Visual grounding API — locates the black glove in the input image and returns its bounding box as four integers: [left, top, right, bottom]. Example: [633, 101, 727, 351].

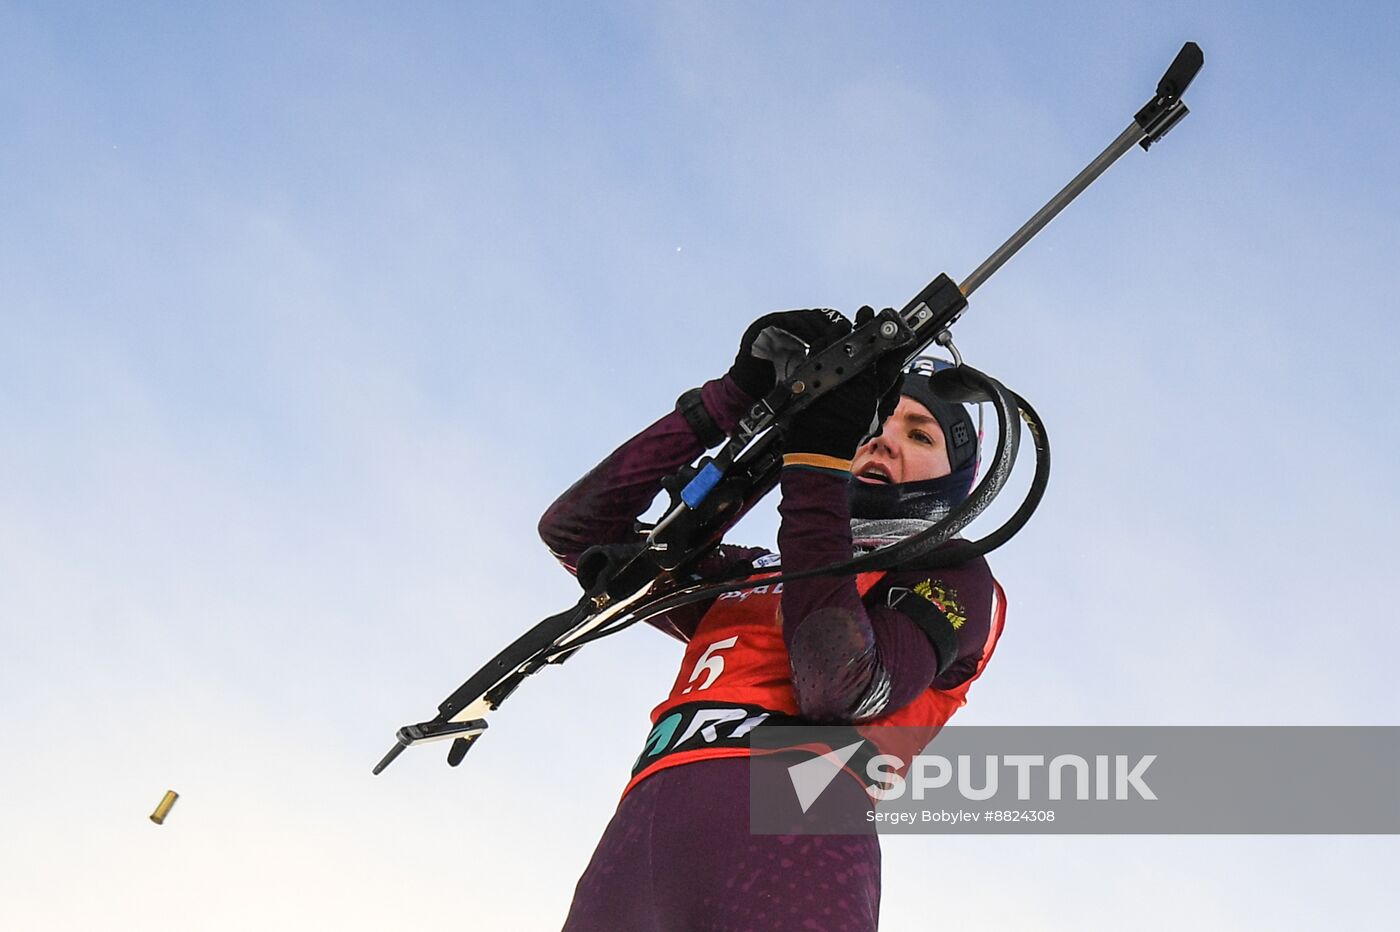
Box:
[728, 308, 852, 400]
[782, 306, 906, 460]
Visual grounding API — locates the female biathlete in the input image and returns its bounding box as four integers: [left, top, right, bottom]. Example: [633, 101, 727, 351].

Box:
[539, 308, 1006, 931]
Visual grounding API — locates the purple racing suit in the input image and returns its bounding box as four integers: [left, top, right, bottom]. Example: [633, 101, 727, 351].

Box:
[539, 374, 999, 931]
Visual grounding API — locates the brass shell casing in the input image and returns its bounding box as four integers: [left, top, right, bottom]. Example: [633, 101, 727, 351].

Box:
[149, 790, 179, 825]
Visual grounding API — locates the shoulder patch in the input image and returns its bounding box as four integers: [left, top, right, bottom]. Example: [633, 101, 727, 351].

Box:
[912, 579, 967, 630]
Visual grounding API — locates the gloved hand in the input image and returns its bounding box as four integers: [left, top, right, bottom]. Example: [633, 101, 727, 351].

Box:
[728, 308, 852, 400]
[782, 306, 906, 460]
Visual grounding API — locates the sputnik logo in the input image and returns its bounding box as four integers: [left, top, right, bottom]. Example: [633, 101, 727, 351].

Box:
[786, 740, 866, 813]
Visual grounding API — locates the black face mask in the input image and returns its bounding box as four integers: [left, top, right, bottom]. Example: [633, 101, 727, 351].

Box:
[847, 461, 977, 522]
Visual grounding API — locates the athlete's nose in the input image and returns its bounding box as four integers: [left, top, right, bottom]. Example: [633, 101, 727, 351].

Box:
[865, 425, 899, 459]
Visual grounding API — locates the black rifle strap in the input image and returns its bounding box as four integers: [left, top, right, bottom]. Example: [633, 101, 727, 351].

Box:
[886, 586, 960, 678]
[676, 387, 727, 449]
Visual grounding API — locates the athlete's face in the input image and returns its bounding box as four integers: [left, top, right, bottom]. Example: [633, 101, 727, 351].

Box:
[850, 397, 953, 486]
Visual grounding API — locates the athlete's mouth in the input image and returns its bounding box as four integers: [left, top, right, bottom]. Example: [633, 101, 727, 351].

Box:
[855, 464, 893, 485]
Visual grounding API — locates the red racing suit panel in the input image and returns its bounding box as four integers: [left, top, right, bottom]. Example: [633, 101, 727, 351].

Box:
[624, 569, 1007, 797]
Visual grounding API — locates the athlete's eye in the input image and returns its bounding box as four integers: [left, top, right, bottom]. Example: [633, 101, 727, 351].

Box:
[911, 430, 935, 446]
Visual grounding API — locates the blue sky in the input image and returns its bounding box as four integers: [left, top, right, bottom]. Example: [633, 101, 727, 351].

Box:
[3, 2, 1398, 929]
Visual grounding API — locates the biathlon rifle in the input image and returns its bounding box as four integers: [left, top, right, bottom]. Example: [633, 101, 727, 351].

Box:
[373, 41, 1203, 775]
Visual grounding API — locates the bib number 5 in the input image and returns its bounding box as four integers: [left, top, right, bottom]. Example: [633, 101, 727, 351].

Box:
[681, 636, 739, 694]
